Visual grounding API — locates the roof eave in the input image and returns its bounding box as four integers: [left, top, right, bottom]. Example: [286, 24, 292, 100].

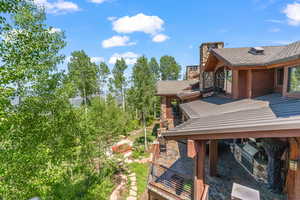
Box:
[163, 119, 300, 140]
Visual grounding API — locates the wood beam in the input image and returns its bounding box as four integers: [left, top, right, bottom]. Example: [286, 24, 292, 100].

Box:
[287, 138, 300, 200]
[164, 129, 300, 141]
[194, 140, 206, 200]
[187, 139, 197, 158]
[283, 66, 289, 96]
[209, 140, 218, 177]
[246, 69, 252, 98]
[232, 69, 239, 99]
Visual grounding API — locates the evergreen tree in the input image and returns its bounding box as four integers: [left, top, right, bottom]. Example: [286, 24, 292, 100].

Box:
[160, 55, 181, 80]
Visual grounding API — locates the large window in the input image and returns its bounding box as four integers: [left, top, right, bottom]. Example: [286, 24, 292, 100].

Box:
[288, 66, 300, 93]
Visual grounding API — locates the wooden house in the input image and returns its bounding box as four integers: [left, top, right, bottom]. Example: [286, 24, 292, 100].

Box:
[149, 41, 300, 200]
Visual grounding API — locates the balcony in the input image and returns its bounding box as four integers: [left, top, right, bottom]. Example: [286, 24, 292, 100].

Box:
[148, 163, 193, 200]
[148, 140, 194, 200]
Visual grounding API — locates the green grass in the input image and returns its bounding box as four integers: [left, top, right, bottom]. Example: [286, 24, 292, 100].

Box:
[128, 162, 149, 198]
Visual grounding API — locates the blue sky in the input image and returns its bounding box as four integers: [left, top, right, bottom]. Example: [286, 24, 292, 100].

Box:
[36, 0, 300, 77]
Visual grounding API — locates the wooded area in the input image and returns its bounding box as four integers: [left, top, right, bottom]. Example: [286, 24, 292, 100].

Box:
[0, 1, 181, 199]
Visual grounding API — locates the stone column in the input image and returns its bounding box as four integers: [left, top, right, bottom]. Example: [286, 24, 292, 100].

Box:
[261, 138, 287, 193]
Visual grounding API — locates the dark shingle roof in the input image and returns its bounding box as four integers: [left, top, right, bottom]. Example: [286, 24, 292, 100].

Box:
[180, 96, 269, 119]
[164, 93, 300, 137]
[211, 41, 300, 66]
[156, 80, 199, 96]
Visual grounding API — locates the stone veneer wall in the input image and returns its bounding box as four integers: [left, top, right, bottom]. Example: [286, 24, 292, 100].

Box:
[186, 65, 200, 80]
[199, 42, 224, 90]
[233, 144, 268, 184]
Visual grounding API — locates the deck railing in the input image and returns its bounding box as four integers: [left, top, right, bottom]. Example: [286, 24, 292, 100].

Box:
[149, 163, 193, 200]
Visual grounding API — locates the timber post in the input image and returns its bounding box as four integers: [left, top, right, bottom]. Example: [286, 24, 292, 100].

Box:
[209, 140, 218, 177]
[193, 140, 206, 200]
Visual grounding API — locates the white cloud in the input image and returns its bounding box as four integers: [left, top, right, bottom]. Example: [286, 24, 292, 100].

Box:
[283, 2, 300, 26]
[102, 35, 136, 48]
[152, 34, 169, 43]
[112, 13, 165, 35]
[88, 0, 107, 4]
[265, 19, 284, 24]
[49, 27, 62, 33]
[91, 57, 104, 63]
[107, 16, 117, 21]
[109, 52, 139, 65]
[269, 28, 280, 32]
[34, 0, 80, 14]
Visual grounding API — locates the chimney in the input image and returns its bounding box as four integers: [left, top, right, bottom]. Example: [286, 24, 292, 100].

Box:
[200, 42, 224, 67]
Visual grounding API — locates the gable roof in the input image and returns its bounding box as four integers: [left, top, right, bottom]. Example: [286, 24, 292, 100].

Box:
[164, 93, 300, 138]
[156, 80, 199, 96]
[211, 41, 300, 67]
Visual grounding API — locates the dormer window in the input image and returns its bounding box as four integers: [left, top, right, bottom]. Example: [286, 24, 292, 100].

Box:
[249, 47, 264, 55]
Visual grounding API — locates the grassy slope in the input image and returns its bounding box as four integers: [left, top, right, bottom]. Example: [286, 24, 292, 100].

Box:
[128, 162, 149, 198]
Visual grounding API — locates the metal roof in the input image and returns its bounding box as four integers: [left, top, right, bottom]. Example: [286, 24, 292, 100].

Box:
[156, 80, 199, 96]
[211, 41, 300, 67]
[164, 93, 300, 138]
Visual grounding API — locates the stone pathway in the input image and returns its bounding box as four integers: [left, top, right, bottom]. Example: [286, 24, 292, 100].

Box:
[109, 174, 127, 200]
[127, 171, 138, 200]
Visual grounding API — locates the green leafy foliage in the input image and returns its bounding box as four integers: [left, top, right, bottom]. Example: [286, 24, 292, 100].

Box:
[0, 1, 183, 199]
[109, 58, 128, 111]
[160, 55, 181, 80]
[68, 50, 99, 104]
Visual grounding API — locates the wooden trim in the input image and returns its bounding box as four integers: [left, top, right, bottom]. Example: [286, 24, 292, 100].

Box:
[246, 69, 252, 98]
[287, 138, 300, 200]
[228, 58, 300, 70]
[164, 129, 300, 141]
[187, 139, 197, 158]
[209, 140, 218, 177]
[201, 185, 209, 200]
[232, 69, 239, 99]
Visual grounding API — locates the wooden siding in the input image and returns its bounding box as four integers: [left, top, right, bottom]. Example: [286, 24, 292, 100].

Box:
[251, 69, 275, 97]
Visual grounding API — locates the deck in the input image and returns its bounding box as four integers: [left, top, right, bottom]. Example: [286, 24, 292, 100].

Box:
[148, 140, 287, 200]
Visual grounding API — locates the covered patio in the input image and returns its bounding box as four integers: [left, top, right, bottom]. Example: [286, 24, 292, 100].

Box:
[163, 93, 300, 200]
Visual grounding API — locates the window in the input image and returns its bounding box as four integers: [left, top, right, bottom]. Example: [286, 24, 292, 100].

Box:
[288, 66, 300, 93]
[224, 69, 232, 94]
[277, 68, 284, 85]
